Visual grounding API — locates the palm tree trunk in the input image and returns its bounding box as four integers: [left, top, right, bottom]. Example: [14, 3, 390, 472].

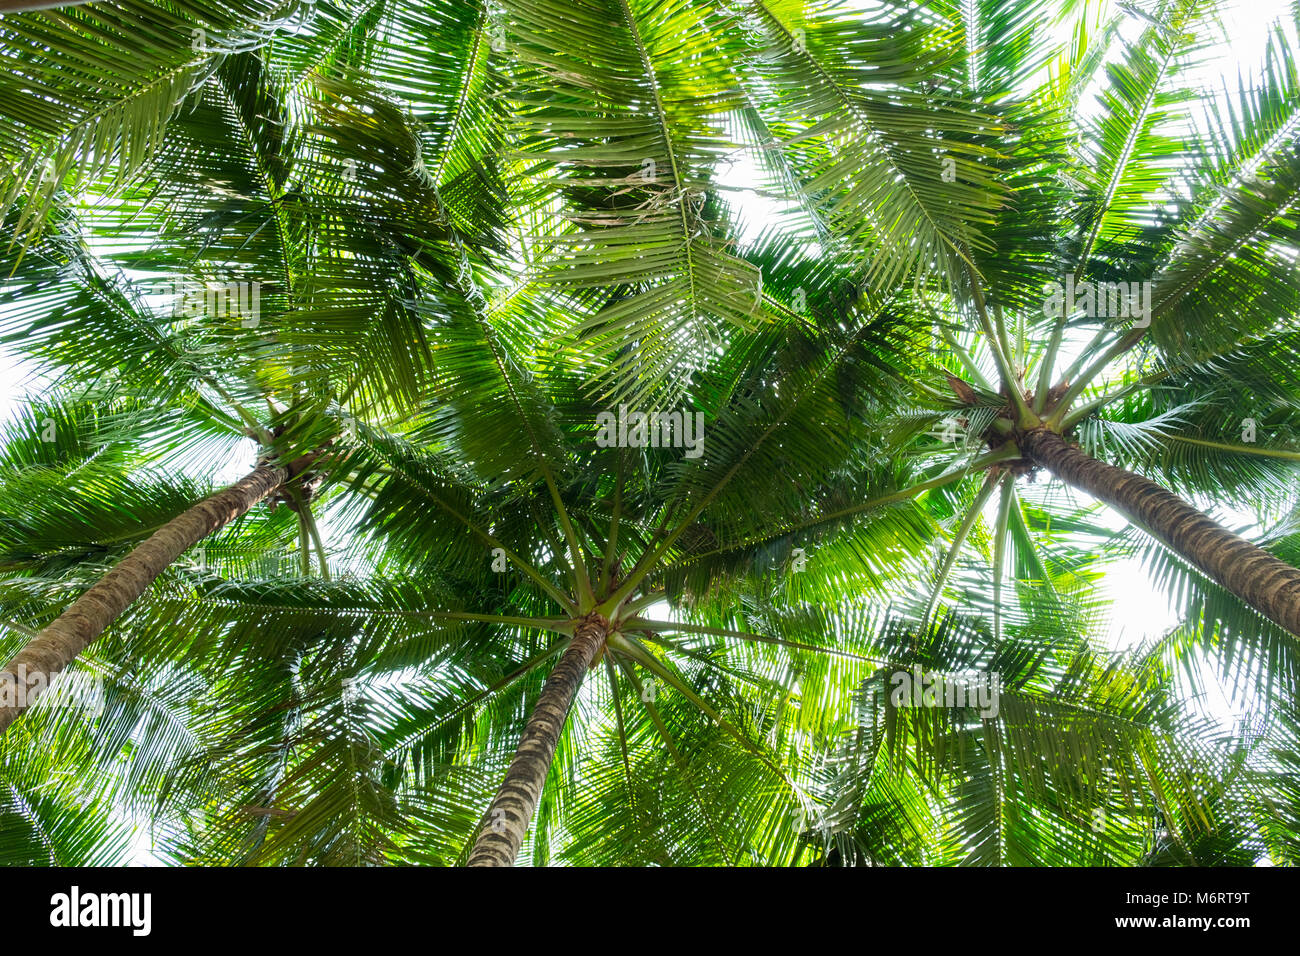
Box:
[466, 613, 609, 867]
[0, 461, 302, 734]
[1019, 427, 1300, 636]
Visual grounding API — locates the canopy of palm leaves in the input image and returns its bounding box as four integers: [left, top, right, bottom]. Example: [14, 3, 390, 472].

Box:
[0, 0, 1296, 866]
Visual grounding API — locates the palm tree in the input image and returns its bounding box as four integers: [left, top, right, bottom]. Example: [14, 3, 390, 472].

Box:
[0, 0, 1294, 866]
[735, 0, 1300, 636]
[0, 0, 507, 721]
[0, 454, 316, 733]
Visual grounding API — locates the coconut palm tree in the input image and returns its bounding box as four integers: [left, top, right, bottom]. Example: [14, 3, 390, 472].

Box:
[0, 0, 1295, 866]
[0, 0, 512, 721]
[726, 0, 1300, 634]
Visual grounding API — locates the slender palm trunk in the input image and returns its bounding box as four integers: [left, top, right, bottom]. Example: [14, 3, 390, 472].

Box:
[466, 612, 609, 867]
[1019, 427, 1300, 636]
[0, 462, 298, 733]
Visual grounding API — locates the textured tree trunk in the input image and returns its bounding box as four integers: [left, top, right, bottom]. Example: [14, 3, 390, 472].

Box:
[1020, 427, 1300, 636]
[466, 613, 609, 867]
[0, 463, 295, 734]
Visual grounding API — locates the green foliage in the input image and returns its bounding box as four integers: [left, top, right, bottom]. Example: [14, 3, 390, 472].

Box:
[0, 0, 1296, 866]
